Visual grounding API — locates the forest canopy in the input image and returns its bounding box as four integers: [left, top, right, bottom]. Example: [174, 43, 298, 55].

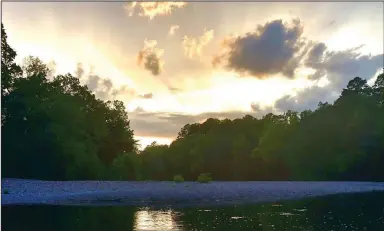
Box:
[2, 23, 384, 181]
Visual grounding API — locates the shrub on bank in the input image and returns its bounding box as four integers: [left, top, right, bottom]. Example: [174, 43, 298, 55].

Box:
[173, 174, 185, 183]
[197, 173, 212, 183]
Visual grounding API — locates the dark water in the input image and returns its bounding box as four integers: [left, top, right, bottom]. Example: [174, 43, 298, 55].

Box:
[2, 192, 384, 231]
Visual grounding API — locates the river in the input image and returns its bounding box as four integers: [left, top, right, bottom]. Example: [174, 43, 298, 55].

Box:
[2, 192, 384, 231]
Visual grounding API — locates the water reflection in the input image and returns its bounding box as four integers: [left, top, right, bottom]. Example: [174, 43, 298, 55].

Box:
[134, 208, 183, 231]
[2, 192, 384, 231]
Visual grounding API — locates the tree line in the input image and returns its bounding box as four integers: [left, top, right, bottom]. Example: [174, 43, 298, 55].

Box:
[2, 23, 384, 181]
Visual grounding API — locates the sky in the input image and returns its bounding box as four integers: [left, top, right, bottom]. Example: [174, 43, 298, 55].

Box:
[2, 1, 384, 149]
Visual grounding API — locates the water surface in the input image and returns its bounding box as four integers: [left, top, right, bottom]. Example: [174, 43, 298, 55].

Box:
[3, 192, 384, 231]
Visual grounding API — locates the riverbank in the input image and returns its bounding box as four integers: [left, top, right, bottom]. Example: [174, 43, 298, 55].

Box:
[2, 179, 384, 207]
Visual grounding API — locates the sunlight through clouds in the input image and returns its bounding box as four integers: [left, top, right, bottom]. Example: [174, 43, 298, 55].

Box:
[2, 1, 383, 147]
[125, 2, 187, 20]
[135, 137, 173, 150]
[182, 29, 214, 59]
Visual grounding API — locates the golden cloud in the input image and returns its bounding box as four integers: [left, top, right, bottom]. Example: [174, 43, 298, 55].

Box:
[182, 29, 214, 59]
[168, 25, 180, 36]
[125, 2, 187, 20]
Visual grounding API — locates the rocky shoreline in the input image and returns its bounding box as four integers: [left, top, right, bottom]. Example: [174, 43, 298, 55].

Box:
[2, 179, 384, 207]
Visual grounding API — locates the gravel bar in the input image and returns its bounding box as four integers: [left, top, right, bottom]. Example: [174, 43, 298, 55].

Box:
[2, 179, 384, 207]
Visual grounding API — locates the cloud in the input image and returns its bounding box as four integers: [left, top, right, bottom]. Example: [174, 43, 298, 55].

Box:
[305, 43, 383, 89]
[129, 106, 274, 138]
[274, 86, 337, 113]
[166, 86, 185, 94]
[182, 29, 214, 59]
[125, 2, 187, 20]
[86, 74, 135, 101]
[137, 39, 165, 76]
[168, 86, 182, 92]
[75, 63, 136, 101]
[250, 103, 274, 114]
[75, 62, 85, 78]
[124, 2, 137, 17]
[139, 93, 153, 99]
[305, 42, 327, 70]
[328, 20, 336, 26]
[213, 19, 305, 78]
[209, 18, 382, 113]
[168, 25, 180, 36]
[274, 44, 384, 112]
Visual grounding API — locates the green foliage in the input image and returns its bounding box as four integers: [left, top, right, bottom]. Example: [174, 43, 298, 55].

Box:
[139, 142, 169, 180]
[1, 24, 137, 180]
[109, 153, 142, 180]
[173, 174, 185, 183]
[197, 173, 212, 183]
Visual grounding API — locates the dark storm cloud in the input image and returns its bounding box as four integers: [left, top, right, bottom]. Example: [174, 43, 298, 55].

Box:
[213, 19, 305, 78]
